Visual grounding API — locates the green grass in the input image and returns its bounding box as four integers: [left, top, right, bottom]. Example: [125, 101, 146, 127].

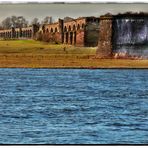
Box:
[0, 40, 96, 55]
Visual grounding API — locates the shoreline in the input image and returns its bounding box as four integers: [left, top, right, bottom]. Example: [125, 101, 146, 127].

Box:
[0, 53, 148, 69]
[0, 67, 148, 69]
[0, 55, 148, 69]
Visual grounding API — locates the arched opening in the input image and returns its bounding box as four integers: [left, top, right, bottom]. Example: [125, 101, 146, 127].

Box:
[14, 31, 16, 38]
[73, 25, 76, 31]
[26, 30, 28, 38]
[64, 26, 67, 32]
[22, 31, 24, 37]
[74, 31, 76, 45]
[8, 32, 10, 38]
[66, 32, 68, 43]
[46, 28, 49, 33]
[6, 32, 8, 38]
[50, 28, 53, 33]
[77, 24, 80, 30]
[70, 32, 73, 45]
[82, 23, 85, 29]
[68, 26, 71, 31]
[42, 25, 45, 33]
[16, 31, 19, 38]
[29, 30, 32, 37]
[55, 27, 58, 32]
[25, 30, 27, 37]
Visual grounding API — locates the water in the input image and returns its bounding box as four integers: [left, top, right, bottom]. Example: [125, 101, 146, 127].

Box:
[0, 68, 148, 144]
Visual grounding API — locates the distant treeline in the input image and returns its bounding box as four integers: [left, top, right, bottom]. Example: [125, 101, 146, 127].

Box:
[0, 16, 53, 30]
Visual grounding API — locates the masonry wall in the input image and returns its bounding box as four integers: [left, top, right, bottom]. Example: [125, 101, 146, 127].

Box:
[97, 16, 113, 58]
[63, 18, 86, 46]
[0, 25, 39, 39]
[0, 17, 99, 47]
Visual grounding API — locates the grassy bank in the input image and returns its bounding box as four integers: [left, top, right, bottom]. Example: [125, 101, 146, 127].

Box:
[0, 40, 148, 68]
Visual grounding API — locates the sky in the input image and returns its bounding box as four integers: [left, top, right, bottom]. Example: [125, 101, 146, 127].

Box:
[0, 3, 148, 23]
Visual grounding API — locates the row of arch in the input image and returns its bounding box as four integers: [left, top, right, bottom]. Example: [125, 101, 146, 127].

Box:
[64, 23, 85, 32]
[0, 30, 32, 38]
[45, 23, 85, 34]
[46, 27, 58, 33]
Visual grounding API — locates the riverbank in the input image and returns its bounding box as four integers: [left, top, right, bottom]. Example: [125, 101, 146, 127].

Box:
[0, 40, 148, 68]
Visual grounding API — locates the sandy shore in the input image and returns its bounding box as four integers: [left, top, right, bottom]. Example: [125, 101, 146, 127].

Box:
[0, 53, 148, 68]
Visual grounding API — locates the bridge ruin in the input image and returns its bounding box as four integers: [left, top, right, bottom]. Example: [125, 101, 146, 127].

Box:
[0, 13, 148, 58]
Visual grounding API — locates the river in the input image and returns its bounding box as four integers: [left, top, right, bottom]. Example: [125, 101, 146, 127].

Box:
[0, 68, 148, 144]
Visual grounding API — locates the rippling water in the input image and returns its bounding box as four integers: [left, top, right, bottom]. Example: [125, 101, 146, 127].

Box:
[0, 68, 148, 144]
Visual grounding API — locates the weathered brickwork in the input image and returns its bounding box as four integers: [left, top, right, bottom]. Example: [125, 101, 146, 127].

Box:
[0, 25, 39, 39]
[96, 16, 113, 58]
[0, 16, 99, 47]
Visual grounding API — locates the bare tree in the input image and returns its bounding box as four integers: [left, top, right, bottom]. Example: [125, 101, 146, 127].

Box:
[1, 16, 28, 29]
[16, 16, 28, 28]
[41, 16, 52, 24]
[1, 17, 11, 29]
[31, 18, 40, 25]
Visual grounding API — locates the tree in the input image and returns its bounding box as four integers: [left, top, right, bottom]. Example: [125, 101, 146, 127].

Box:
[31, 18, 40, 25]
[0, 24, 3, 30]
[1, 17, 11, 29]
[1, 16, 28, 29]
[41, 16, 52, 24]
[16, 16, 28, 28]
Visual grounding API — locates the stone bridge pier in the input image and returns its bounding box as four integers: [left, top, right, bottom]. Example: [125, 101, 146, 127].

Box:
[96, 15, 113, 58]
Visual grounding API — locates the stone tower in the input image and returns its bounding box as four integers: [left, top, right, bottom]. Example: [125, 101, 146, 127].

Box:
[96, 15, 113, 58]
[58, 19, 64, 43]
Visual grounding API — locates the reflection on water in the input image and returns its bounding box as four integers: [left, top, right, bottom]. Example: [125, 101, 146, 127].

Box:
[0, 68, 148, 144]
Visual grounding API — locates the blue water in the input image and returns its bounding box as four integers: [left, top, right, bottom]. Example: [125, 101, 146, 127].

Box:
[0, 68, 148, 144]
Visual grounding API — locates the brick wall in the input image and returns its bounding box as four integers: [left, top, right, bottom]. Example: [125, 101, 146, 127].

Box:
[97, 16, 113, 58]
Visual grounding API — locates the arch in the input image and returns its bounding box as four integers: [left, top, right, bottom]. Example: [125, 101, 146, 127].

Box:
[66, 32, 68, 43]
[46, 28, 49, 33]
[55, 27, 58, 32]
[70, 32, 73, 45]
[74, 31, 76, 45]
[26, 30, 29, 37]
[9, 32, 11, 38]
[27, 30, 29, 37]
[16, 31, 19, 38]
[82, 23, 85, 29]
[6, 32, 8, 38]
[22, 31, 25, 37]
[8, 32, 10, 38]
[24, 30, 27, 37]
[68, 26, 71, 31]
[50, 28, 53, 33]
[29, 30, 32, 37]
[73, 25, 76, 31]
[14, 31, 16, 38]
[25, 30, 27, 37]
[64, 26, 67, 32]
[77, 24, 80, 30]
